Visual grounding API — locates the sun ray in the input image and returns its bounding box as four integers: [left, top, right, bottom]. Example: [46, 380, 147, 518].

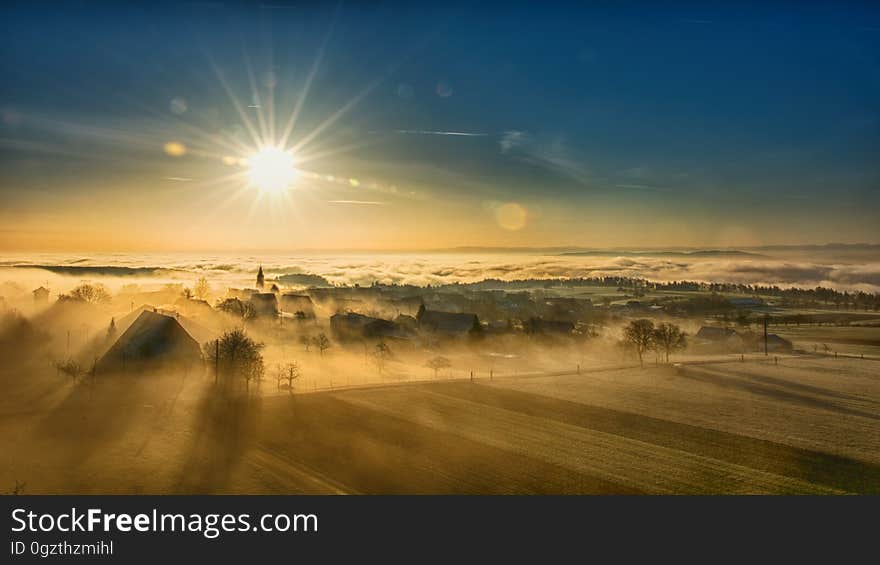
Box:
[290, 76, 384, 155]
[277, 6, 337, 148]
[241, 38, 269, 147]
[293, 137, 378, 166]
[203, 48, 265, 151]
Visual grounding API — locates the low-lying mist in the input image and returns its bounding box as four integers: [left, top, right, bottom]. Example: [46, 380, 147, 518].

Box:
[3, 246, 880, 294]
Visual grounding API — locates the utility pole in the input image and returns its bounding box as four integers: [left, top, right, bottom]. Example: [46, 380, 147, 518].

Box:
[763, 315, 768, 356]
[214, 339, 220, 385]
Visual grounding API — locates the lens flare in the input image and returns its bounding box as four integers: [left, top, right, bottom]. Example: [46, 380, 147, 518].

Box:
[163, 141, 187, 157]
[496, 202, 528, 230]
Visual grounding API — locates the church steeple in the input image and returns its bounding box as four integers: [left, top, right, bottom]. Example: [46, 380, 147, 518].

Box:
[256, 265, 265, 289]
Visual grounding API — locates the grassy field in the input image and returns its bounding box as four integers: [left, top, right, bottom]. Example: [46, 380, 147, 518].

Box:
[772, 326, 880, 357]
[1, 355, 878, 494]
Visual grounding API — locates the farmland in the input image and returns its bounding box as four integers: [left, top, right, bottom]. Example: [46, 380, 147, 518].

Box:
[2, 354, 878, 494]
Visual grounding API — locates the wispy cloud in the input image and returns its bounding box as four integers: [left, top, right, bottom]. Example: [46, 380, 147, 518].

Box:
[392, 129, 489, 137]
[162, 177, 193, 182]
[499, 130, 527, 153]
[498, 130, 601, 187]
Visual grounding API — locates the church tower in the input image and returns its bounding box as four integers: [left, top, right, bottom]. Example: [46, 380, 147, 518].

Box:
[256, 265, 265, 289]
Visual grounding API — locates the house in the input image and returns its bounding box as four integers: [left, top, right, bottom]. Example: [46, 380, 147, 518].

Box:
[33, 286, 49, 305]
[226, 288, 258, 300]
[173, 297, 214, 319]
[695, 326, 744, 351]
[331, 312, 379, 339]
[524, 318, 574, 335]
[116, 305, 216, 345]
[363, 318, 412, 340]
[249, 293, 279, 317]
[280, 294, 315, 318]
[331, 311, 413, 341]
[765, 334, 793, 353]
[96, 310, 202, 374]
[417, 309, 479, 336]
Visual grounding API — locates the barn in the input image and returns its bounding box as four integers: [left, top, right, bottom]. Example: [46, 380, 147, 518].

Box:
[96, 310, 202, 374]
[417, 309, 479, 337]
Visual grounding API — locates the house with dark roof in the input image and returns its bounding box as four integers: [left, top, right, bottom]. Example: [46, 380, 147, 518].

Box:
[330, 312, 375, 339]
[96, 310, 202, 374]
[330, 312, 411, 341]
[695, 326, 744, 351]
[249, 293, 279, 317]
[32, 286, 49, 304]
[765, 334, 793, 353]
[417, 309, 479, 336]
[524, 318, 575, 335]
[280, 294, 315, 318]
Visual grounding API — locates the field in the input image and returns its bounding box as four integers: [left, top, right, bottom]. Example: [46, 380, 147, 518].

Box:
[2, 354, 878, 494]
[772, 325, 880, 357]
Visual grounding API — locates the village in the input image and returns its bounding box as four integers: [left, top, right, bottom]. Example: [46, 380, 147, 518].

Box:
[3, 264, 841, 393]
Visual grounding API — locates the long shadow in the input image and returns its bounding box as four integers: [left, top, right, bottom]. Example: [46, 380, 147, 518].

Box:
[426, 382, 880, 494]
[252, 393, 641, 494]
[678, 366, 880, 422]
[174, 390, 261, 493]
[33, 378, 142, 473]
[708, 366, 874, 404]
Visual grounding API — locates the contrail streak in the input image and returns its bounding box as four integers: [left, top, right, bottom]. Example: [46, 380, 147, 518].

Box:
[392, 129, 489, 137]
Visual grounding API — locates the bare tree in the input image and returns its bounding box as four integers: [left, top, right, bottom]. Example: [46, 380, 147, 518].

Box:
[652, 322, 687, 363]
[244, 358, 265, 393]
[276, 362, 301, 393]
[425, 356, 452, 378]
[313, 333, 330, 357]
[373, 341, 392, 374]
[299, 334, 312, 352]
[623, 319, 655, 368]
[54, 358, 85, 380]
[193, 277, 211, 300]
[4, 480, 26, 495]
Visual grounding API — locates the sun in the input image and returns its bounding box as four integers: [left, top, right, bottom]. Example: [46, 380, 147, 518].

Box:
[246, 146, 298, 194]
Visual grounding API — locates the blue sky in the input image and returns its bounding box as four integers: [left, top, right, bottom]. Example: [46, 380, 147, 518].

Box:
[1, 1, 879, 250]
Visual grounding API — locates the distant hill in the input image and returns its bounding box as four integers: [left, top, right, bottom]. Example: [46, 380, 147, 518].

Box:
[560, 250, 766, 258]
[16, 265, 174, 276]
[276, 273, 333, 287]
